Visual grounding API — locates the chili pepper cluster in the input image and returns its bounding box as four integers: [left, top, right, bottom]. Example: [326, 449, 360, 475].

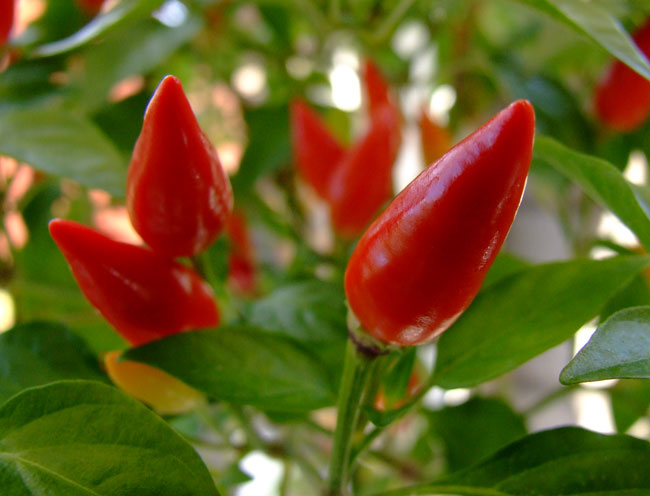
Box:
[290, 60, 402, 238]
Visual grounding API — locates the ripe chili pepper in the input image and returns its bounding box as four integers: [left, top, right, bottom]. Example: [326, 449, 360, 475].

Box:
[594, 18, 650, 132]
[49, 219, 219, 346]
[0, 0, 14, 48]
[290, 99, 346, 199]
[227, 210, 257, 296]
[75, 0, 104, 15]
[418, 108, 452, 166]
[327, 105, 399, 238]
[344, 100, 535, 347]
[104, 351, 205, 415]
[363, 59, 398, 120]
[127, 75, 233, 258]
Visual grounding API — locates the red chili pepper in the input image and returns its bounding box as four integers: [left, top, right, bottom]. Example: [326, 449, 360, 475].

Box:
[594, 18, 650, 132]
[227, 210, 257, 296]
[363, 59, 398, 120]
[344, 100, 535, 347]
[290, 99, 346, 199]
[49, 219, 219, 346]
[0, 0, 14, 47]
[127, 75, 233, 258]
[418, 108, 452, 166]
[327, 105, 399, 238]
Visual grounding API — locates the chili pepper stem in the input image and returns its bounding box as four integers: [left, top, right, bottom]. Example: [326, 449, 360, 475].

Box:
[327, 338, 377, 496]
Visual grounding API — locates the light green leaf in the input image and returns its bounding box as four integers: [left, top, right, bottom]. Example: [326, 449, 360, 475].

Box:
[31, 0, 166, 57]
[534, 135, 650, 252]
[561, 306, 650, 384]
[0, 381, 219, 495]
[0, 109, 126, 195]
[518, 0, 650, 80]
[0, 322, 106, 403]
[125, 326, 335, 412]
[378, 427, 650, 495]
[434, 256, 648, 389]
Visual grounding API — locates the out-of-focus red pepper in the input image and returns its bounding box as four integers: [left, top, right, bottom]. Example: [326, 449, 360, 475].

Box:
[418, 108, 452, 166]
[49, 219, 219, 346]
[345, 100, 535, 347]
[227, 210, 257, 296]
[327, 106, 398, 238]
[290, 99, 346, 199]
[0, 0, 14, 47]
[127, 75, 233, 258]
[374, 369, 422, 412]
[594, 18, 650, 132]
[75, 0, 105, 16]
[290, 60, 402, 238]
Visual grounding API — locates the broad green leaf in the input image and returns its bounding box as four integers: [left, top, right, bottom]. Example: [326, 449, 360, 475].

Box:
[125, 326, 335, 412]
[246, 280, 347, 344]
[383, 427, 650, 495]
[534, 135, 650, 252]
[0, 109, 126, 195]
[609, 379, 650, 433]
[482, 253, 529, 289]
[434, 256, 648, 389]
[231, 104, 291, 194]
[31, 0, 167, 57]
[561, 306, 650, 384]
[0, 322, 106, 403]
[0, 381, 219, 495]
[428, 397, 527, 472]
[517, 0, 650, 80]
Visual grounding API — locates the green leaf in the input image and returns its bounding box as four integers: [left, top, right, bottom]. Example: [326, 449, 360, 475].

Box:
[534, 135, 650, 252]
[231, 104, 291, 194]
[0, 109, 126, 195]
[428, 397, 527, 472]
[609, 379, 650, 433]
[0, 322, 106, 404]
[125, 326, 335, 412]
[434, 256, 648, 389]
[390, 427, 650, 495]
[0, 381, 219, 495]
[31, 0, 167, 57]
[517, 0, 650, 80]
[561, 306, 650, 384]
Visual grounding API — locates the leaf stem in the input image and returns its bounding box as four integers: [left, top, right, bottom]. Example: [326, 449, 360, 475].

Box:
[327, 338, 376, 495]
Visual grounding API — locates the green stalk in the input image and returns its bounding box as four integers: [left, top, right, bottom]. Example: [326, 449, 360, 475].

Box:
[327, 339, 376, 495]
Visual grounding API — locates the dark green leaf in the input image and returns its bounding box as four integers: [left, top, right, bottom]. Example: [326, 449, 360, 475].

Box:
[434, 256, 648, 389]
[534, 135, 650, 252]
[561, 306, 650, 384]
[391, 427, 650, 495]
[125, 326, 335, 412]
[600, 274, 650, 322]
[0, 381, 219, 495]
[231, 104, 291, 194]
[0, 322, 106, 403]
[482, 253, 529, 289]
[0, 109, 126, 195]
[517, 0, 650, 80]
[428, 397, 527, 472]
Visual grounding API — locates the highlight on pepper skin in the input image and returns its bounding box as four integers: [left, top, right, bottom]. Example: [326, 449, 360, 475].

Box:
[104, 351, 206, 416]
[344, 100, 535, 347]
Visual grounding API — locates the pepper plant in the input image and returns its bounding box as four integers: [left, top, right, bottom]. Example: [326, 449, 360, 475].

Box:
[2, 1, 650, 495]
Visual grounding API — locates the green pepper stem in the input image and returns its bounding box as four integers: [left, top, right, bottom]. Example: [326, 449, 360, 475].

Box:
[327, 338, 376, 495]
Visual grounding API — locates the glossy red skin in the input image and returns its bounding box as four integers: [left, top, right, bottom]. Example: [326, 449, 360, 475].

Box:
[328, 105, 400, 238]
[227, 210, 257, 295]
[290, 99, 346, 199]
[594, 18, 650, 132]
[127, 75, 233, 258]
[345, 100, 535, 346]
[49, 219, 219, 346]
[0, 0, 14, 47]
